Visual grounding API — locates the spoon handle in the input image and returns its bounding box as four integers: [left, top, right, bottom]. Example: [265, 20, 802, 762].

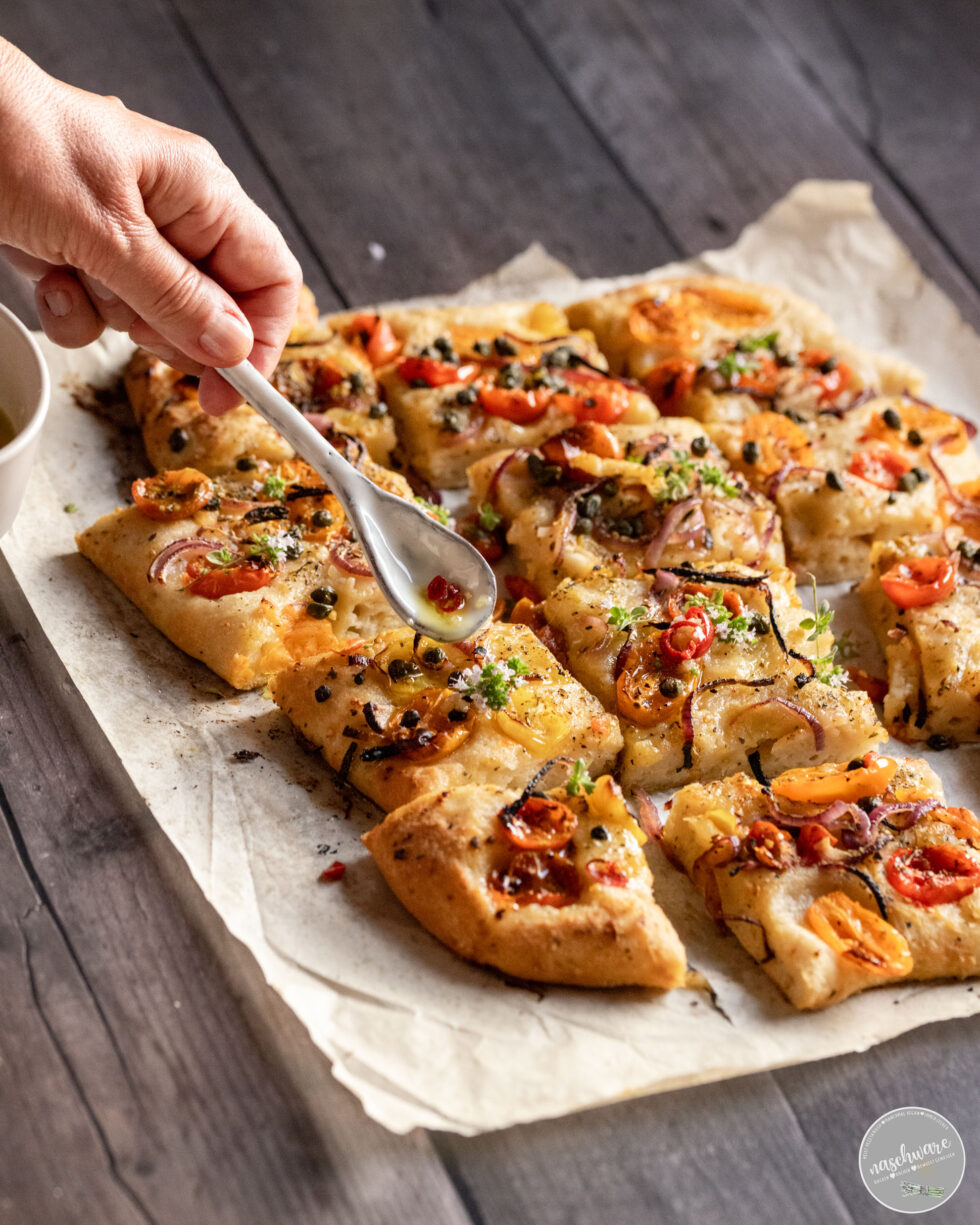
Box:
[217, 360, 355, 497]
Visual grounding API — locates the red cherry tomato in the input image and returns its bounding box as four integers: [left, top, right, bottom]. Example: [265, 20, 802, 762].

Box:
[886, 844, 980, 906]
[660, 606, 715, 666]
[132, 469, 214, 522]
[796, 823, 838, 865]
[397, 356, 476, 387]
[488, 850, 581, 907]
[185, 559, 276, 599]
[848, 447, 913, 490]
[478, 386, 552, 424]
[880, 556, 958, 610]
[505, 575, 543, 604]
[345, 314, 401, 365]
[643, 358, 698, 415]
[499, 796, 577, 851]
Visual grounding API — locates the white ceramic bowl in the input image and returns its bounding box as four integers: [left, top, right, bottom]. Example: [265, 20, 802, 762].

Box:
[0, 303, 50, 537]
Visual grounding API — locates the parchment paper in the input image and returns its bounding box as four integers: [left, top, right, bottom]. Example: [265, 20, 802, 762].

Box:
[5, 181, 980, 1135]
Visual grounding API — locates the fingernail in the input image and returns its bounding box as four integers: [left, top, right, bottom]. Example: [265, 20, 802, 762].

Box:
[44, 290, 72, 318]
[87, 278, 118, 302]
[199, 311, 253, 362]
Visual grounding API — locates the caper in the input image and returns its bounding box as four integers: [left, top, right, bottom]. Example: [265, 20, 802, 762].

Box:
[314, 684, 332, 703]
[473, 339, 492, 357]
[310, 586, 338, 607]
[441, 409, 463, 433]
[897, 472, 919, 493]
[236, 456, 257, 471]
[750, 614, 770, 635]
[847, 759, 864, 772]
[423, 647, 446, 665]
[400, 708, 421, 728]
[579, 492, 602, 518]
[742, 440, 761, 465]
[907, 428, 924, 447]
[927, 733, 953, 751]
[818, 356, 838, 374]
[307, 602, 331, 619]
[882, 408, 902, 430]
[368, 402, 388, 419]
[911, 466, 931, 484]
[311, 509, 334, 528]
[573, 516, 594, 535]
[169, 427, 189, 452]
[543, 346, 572, 368]
[497, 362, 524, 389]
[690, 435, 709, 457]
[418, 345, 439, 359]
[409, 378, 429, 389]
[590, 825, 609, 841]
[825, 470, 843, 491]
[349, 371, 366, 393]
[387, 658, 418, 681]
[493, 335, 518, 356]
[659, 676, 684, 698]
[434, 335, 454, 357]
[601, 479, 619, 498]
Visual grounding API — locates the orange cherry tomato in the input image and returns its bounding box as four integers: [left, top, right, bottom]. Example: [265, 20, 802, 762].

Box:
[499, 796, 577, 851]
[740, 412, 814, 477]
[488, 850, 581, 908]
[132, 469, 214, 522]
[539, 421, 622, 469]
[345, 313, 402, 366]
[771, 754, 897, 805]
[746, 820, 793, 869]
[800, 350, 854, 405]
[185, 559, 276, 599]
[643, 358, 697, 415]
[397, 355, 475, 387]
[848, 447, 912, 490]
[730, 354, 781, 397]
[933, 806, 980, 847]
[615, 635, 697, 727]
[660, 606, 715, 666]
[880, 556, 958, 610]
[806, 891, 913, 976]
[796, 823, 838, 865]
[586, 859, 629, 887]
[886, 844, 980, 906]
[478, 385, 552, 424]
[846, 667, 889, 704]
[383, 688, 471, 763]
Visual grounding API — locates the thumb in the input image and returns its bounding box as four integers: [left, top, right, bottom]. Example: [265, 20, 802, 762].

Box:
[91, 228, 253, 367]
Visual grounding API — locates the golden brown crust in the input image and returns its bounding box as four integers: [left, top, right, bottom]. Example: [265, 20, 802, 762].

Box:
[363, 779, 686, 989]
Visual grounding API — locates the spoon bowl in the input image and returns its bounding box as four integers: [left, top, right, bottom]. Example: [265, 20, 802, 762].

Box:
[217, 360, 496, 641]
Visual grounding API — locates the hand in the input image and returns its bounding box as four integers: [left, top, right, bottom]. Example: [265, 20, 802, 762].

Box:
[0, 40, 301, 413]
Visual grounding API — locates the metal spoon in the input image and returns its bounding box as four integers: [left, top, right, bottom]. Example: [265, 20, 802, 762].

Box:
[217, 360, 496, 641]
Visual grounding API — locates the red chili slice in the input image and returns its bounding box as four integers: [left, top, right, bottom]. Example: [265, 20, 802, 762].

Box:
[426, 575, 465, 612]
[660, 606, 715, 666]
[885, 844, 980, 906]
[498, 796, 577, 851]
[318, 861, 346, 883]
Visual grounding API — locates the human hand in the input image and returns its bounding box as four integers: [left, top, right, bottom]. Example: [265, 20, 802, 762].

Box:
[0, 40, 301, 413]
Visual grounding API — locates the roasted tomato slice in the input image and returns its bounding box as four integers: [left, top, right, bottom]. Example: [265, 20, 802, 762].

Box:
[727, 353, 781, 397]
[796, 823, 838, 865]
[806, 891, 913, 976]
[880, 555, 958, 609]
[553, 370, 630, 425]
[539, 421, 622, 468]
[848, 446, 912, 490]
[478, 386, 552, 424]
[185, 558, 276, 599]
[488, 850, 581, 907]
[345, 313, 401, 366]
[933, 806, 980, 848]
[615, 635, 697, 727]
[504, 575, 543, 604]
[643, 358, 697, 415]
[384, 688, 471, 763]
[660, 606, 715, 666]
[132, 469, 214, 522]
[396, 356, 475, 388]
[499, 796, 577, 851]
[800, 349, 854, 404]
[740, 412, 814, 477]
[886, 844, 980, 906]
[771, 754, 897, 804]
[746, 820, 793, 870]
[585, 858, 629, 887]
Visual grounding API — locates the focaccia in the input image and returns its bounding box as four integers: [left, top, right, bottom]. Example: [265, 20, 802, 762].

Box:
[663, 755, 980, 1009]
[76, 451, 412, 689]
[363, 769, 686, 989]
[566, 275, 920, 423]
[269, 622, 623, 812]
[536, 564, 885, 791]
[859, 533, 980, 745]
[465, 419, 783, 594]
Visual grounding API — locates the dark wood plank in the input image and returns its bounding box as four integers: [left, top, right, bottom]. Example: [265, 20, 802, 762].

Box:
[746, 0, 980, 290]
[162, 0, 680, 303]
[0, 555, 471, 1225]
[0, 0, 340, 323]
[512, 0, 980, 328]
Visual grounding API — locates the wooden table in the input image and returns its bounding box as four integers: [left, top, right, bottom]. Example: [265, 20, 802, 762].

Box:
[1, 4, 978, 1221]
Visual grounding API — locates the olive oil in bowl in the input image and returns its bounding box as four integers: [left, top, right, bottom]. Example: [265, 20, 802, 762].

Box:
[0, 406, 16, 450]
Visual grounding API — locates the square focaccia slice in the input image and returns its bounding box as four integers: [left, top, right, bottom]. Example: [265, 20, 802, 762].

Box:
[125, 293, 395, 475]
[363, 768, 687, 989]
[663, 754, 980, 1009]
[706, 394, 980, 582]
[76, 450, 413, 689]
[465, 418, 783, 595]
[859, 533, 980, 746]
[269, 623, 624, 812]
[369, 302, 659, 488]
[566, 275, 920, 424]
[538, 564, 884, 791]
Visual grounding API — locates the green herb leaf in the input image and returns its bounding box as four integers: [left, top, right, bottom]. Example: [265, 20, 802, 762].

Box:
[607, 605, 648, 631]
[478, 502, 502, 531]
[261, 472, 288, 499]
[566, 758, 596, 796]
[414, 496, 450, 526]
[698, 463, 741, 498]
[462, 656, 531, 710]
[738, 331, 780, 353]
[206, 547, 235, 567]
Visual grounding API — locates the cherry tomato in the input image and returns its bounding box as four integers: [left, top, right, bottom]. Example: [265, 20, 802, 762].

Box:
[806, 891, 913, 976]
[397, 356, 475, 387]
[660, 606, 715, 666]
[846, 667, 889, 704]
[880, 555, 958, 610]
[505, 575, 543, 604]
[132, 469, 214, 522]
[488, 850, 581, 907]
[886, 844, 980, 906]
[615, 636, 696, 727]
[185, 559, 276, 599]
[933, 807, 980, 847]
[771, 754, 897, 805]
[740, 412, 814, 477]
[478, 386, 552, 424]
[499, 796, 577, 851]
[848, 447, 912, 490]
[729, 353, 781, 397]
[539, 422, 622, 469]
[345, 314, 401, 365]
[746, 819, 792, 870]
[643, 358, 697, 415]
[796, 823, 838, 865]
[382, 688, 471, 763]
[553, 371, 630, 425]
[585, 859, 629, 887]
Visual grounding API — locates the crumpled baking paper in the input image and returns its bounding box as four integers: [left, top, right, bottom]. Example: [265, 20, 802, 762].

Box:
[4, 181, 980, 1136]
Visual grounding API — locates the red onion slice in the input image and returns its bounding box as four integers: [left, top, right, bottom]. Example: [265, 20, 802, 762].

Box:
[633, 790, 663, 841]
[328, 537, 372, 577]
[641, 497, 703, 568]
[485, 447, 530, 507]
[680, 677, 777, 768]
[867, 797, 940, 830]
[147, 537, 226, 584]
[738, 696, 826, 752]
